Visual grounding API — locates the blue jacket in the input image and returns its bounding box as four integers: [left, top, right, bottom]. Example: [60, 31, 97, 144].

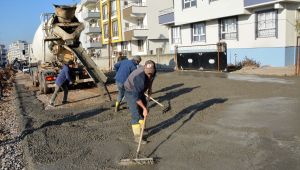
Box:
[114, 59, 138, 84]
[55, 64, 72, 87]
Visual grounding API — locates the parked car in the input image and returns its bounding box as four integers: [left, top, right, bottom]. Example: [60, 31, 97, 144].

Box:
[22, 66, 29, 73]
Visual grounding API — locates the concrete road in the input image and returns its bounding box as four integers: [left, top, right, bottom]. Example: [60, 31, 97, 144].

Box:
[14, 71, 300, 170]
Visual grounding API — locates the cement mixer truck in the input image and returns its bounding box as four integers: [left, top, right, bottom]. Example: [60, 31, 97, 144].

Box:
[30, 4, 111, 100]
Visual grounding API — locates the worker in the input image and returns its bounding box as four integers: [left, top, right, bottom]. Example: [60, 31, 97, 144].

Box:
[114, 55, 141, 112]
[124, 60, 156, 144]
[49, 60, 75, 107]
[117, 52, 127, 62]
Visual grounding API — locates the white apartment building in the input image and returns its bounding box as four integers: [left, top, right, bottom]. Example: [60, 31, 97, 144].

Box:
[121, 0, 171, 56]
[159, 0, 300, 67]
[0, 44, 7, 66]
[100, 0, 171, 58]
[7, 40, 30, 63]
[77, 0, 102, 57]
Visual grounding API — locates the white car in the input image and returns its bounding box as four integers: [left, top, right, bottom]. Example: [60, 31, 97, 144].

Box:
[22, 66, 29, 73]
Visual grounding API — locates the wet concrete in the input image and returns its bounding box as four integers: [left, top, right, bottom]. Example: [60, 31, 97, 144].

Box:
[12, 72, 300, 170]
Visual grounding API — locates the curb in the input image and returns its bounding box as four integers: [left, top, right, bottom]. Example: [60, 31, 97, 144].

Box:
[13, 82, 35, 170]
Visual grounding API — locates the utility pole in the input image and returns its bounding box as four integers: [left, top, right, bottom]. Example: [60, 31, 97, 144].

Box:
[107, 0, 112, 71]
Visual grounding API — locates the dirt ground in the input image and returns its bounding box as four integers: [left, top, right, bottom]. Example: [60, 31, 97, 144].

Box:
[13, 69, 300, 170]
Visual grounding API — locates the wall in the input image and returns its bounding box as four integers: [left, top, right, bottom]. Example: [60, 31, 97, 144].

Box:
[92, 53, 176, 71]
[146, 0, 171, 40]
[174, 0, 246, 25]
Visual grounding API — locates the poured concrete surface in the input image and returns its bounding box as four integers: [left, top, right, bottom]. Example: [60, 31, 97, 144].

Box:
[15, 72, 300, 170]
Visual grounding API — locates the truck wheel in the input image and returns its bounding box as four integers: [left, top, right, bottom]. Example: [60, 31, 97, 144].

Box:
[39, 83, 44, 94]
[43, 82, 50, 94]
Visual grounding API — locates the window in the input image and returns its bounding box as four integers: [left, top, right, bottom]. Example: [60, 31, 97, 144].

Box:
[111, 0, 117, 17]
[121, 42, 127, 51]
[171, 26, 181, 44]
[183, 0, 197, 9]
[192, 23, 206, 42]
[102, 4, 107, 20]
[103, 24, 109, 39]
[112, 21, 118, 37]
[256, 10, 277, 38]
[138, 40, 144, 52]
[220, 17, 238, 40]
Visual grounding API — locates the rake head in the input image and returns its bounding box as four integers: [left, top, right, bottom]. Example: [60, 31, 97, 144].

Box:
[119, 157, 154, 166]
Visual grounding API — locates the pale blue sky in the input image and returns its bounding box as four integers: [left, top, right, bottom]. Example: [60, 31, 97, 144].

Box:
[0, 0, 80, 47]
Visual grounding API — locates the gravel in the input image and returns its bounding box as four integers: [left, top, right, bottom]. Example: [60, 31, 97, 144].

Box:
[0, 87, 25, 170]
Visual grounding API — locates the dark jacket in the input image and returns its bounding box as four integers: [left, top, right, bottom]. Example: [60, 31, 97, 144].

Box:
[114, 59, 138, 84]
[55, 64, 72, 87]
[124, 67, 155, 102]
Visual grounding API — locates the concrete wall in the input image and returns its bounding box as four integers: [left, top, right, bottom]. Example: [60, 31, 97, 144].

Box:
[92, 53, 176, 71]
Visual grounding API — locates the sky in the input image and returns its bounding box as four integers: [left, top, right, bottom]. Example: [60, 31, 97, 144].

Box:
[0, 0, 80, 47]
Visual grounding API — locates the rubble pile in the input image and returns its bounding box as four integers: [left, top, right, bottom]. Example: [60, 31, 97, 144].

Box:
[0, 68, 25, 170]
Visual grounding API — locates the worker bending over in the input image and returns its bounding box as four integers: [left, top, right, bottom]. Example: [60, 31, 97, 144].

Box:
[49, 60, 75, 106]
[124, 60, 156, 144]
[114, 55, 141, 112]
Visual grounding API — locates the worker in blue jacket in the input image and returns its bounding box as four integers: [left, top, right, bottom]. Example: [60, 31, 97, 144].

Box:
[49, 60, 75, 106]
[124, 60, 156, 144]
[114, 55, 141, 112]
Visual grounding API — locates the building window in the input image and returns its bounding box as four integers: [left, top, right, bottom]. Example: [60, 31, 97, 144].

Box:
[102, 4, 107, 20]
[220, 17, 238, 40]
[256, 10, 277, 38]
[121, 42, 127, 51]
[104, 24, 109, 39]
[183, 0, 197, 9]
[138, 40, 144, 52]
[192, 22, 206, 42]
[171, 26, 181, 44]
[112, 21, 118, 37]
[111, 0, 117, 17]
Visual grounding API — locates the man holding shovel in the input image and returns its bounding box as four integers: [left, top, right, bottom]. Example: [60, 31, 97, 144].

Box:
[124, 60, 156, 144]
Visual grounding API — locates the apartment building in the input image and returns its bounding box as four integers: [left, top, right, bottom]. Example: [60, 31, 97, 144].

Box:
[159, 0, 300, 67]
[7, 40, 30, 62]
[0, 44, 7, 67]
[77, 0, 102, 57]
[99, 0, 171, 58]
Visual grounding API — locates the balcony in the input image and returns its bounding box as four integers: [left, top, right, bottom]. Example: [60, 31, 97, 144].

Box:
[244, 0, 275, 7]
[85, 27, 101, 34]
[82, 0, 98, 6]
[82, 10, 100, 20]
[124, 25, 148, 41]
[158, 8, 174, 25]
[123, 2, 147, 19]
[86, 41, 102, 49]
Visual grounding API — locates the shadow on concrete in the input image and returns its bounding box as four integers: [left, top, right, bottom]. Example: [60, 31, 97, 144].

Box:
[0, 107, 107, 146]
[149, 86, 200, 108]
[146, 98, 228, 157]
[153, 83, 184, 94]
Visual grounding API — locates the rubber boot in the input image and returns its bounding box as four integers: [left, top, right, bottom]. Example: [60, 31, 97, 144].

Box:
[132, 124, 147, 144]
[115, 101, 120, 112]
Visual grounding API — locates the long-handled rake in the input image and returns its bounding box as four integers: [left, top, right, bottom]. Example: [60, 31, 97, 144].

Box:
[119, 115, 154, 165]
[144, 93, 170, 113]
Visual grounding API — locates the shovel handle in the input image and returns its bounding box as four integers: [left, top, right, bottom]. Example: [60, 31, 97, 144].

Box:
[144, 93, 164, 107]
[136, 116, 146, 158]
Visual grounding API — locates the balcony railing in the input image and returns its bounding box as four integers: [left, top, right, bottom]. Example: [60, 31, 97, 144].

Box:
[159, 7, 174, 16]
[124, 25, 147, 32]
[123, 1, 146, 9]
[158, 7, 174, 25]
